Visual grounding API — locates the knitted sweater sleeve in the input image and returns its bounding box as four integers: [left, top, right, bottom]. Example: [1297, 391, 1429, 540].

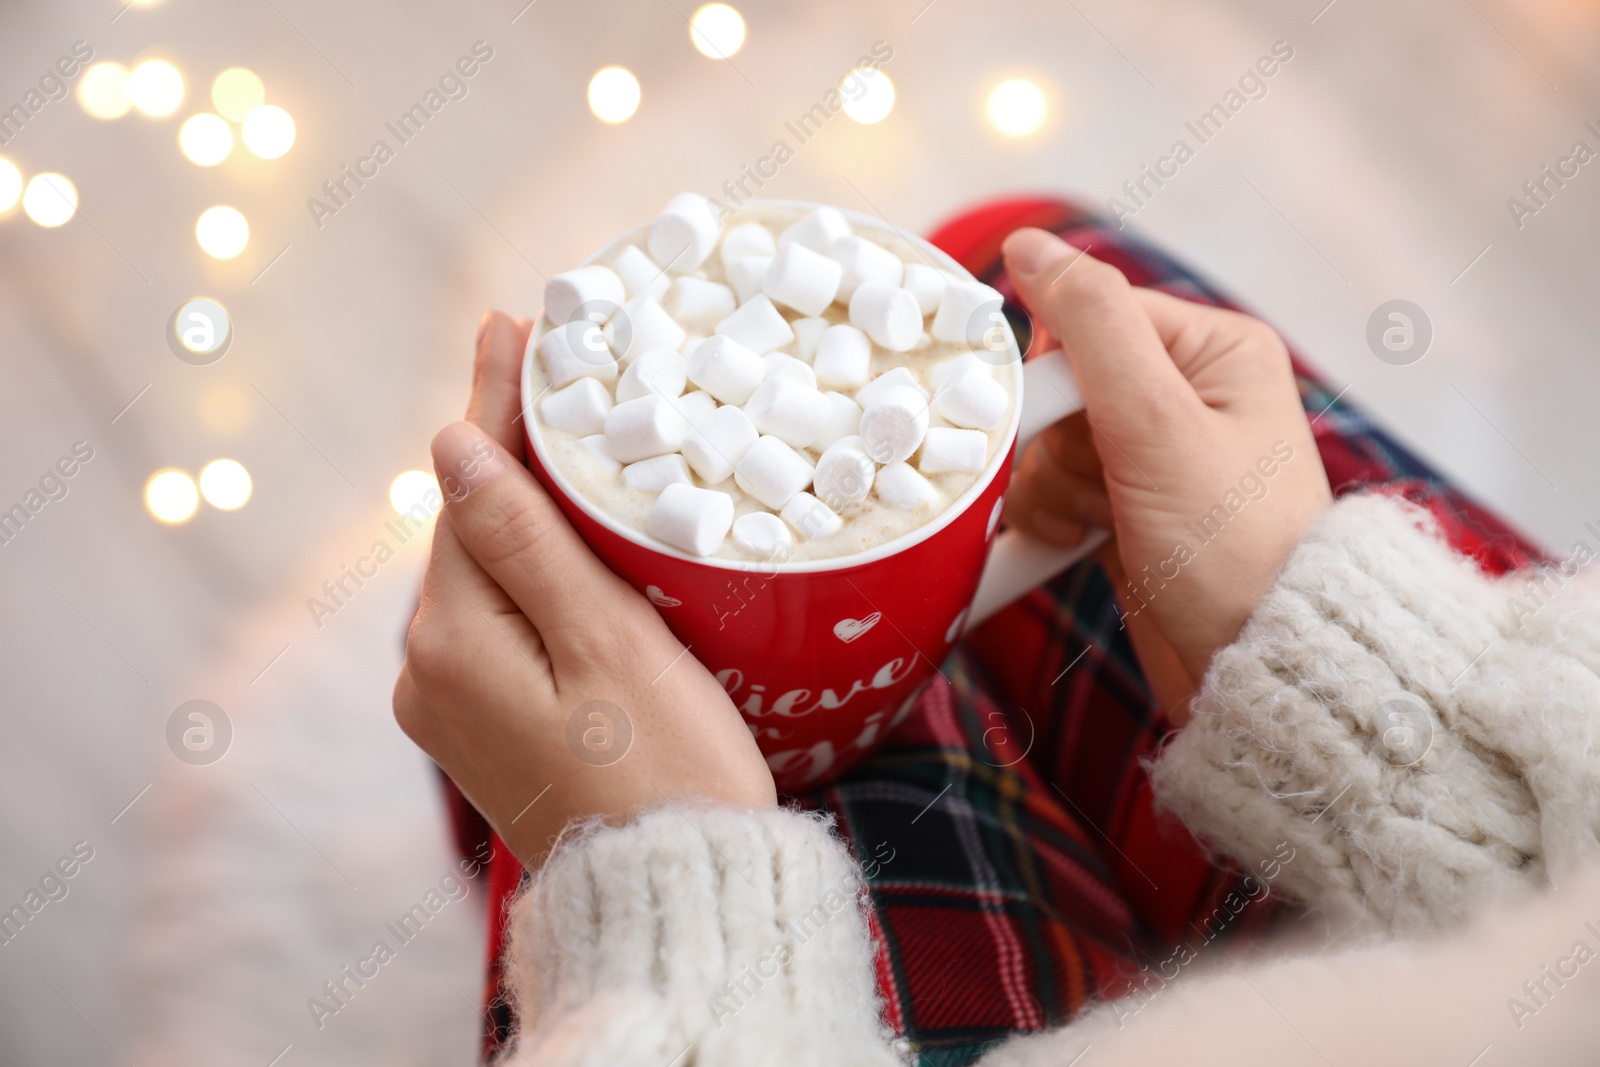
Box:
[495, 803, 901, 1066]
[1149, 492, 1600, 936]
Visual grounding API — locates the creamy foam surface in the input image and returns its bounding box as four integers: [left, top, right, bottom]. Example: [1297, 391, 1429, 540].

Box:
[529, 204, 1015, 563]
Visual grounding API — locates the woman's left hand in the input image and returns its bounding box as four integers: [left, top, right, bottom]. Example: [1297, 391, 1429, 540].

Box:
[393, 311, 777, 867]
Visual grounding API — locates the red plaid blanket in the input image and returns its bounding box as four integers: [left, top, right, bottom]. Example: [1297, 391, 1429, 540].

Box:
[454, 196, 1545, 1065]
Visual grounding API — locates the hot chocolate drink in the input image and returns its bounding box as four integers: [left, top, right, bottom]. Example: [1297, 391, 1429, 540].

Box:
[526, 195, 1016, 563]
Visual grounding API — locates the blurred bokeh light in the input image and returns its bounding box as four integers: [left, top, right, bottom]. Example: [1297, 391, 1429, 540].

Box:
[77, 62, 133, 120]
[211, 67, 265, 122]
[199, 459, 253, 511]
[986, 78, 1048, 137]
[241, 104, 296, 159]
[179, 113, 234, 166]
[196, 206, 249, 259]
[588, 67, 641, 124]
[841, 68, 894, 124]
[690, 4, 746, 58]
[128, 59, 185, 118]
[389, 470, 440, 514]
[145, 469, 200, 524]
[21, 174, 77, 228]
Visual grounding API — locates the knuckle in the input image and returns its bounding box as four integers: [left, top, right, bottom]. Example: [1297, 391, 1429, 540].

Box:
[472, 492, 563, 570]
[1055, 257, 1131, 309]
[561, 597, 652, 665]
[1230, 313, 1288, 360]
[403, 614, 466, 692]
[392, 666, 434, 748]
[557, 623, 620, 669]
[1126, 387, 1194, 444]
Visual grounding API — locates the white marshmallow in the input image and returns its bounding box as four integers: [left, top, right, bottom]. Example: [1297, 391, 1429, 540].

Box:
[848, 283, 922, 351]
[790, 317, 829, 362]
[720, 221, 778, 266]
[623, 453, 694, 494]
[539, 378, 613, 435]
[812, 436, 876, 507]
[902, 262, 948, 316]
[612, 245, 670, 302]
[763, 242, 842, 316]
[874, 461, 940, 510]
[647, 481, 734, 557]
[931, 279, 1006, 345]
[606, 296, 687, 362]
[854, 366, 929, 410]
[603, 395, 692, 463]
[668, 276, 737, 329]
[858, 384, 929, 464]
[537, 324, 618, 388]
[933, 371, 1009, 430]
[575, 434, 621, 475]
[726, 255, 772, 305]
[648, 192, 721, 271]
[734, 435, 815, 509]
[681, 404, 758, 484]
[929, 351, 995, 391]
[710, 483, 745, 506]
[731, 511, 792, 557]
[743, 377, 831, 449]
[615, 347, 690, 403]
[674, 389, 718, 430]
[918, 427, 989, 473]
[812, 325, 872, 389]
[544, 265, 626, 327]
[781, 492, 843, 540]
[715, 295, 795, 355]
[827, 235, 903, 302]
[779, 206, 852, 253]
[811, 391, 863, 452]
[689, 335, 767, 405]
[763, 351, 818, 388]
[679, 332, 707, 354]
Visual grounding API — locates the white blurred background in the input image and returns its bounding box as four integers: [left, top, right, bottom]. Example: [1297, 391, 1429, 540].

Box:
[0, 0, 1596, 1063]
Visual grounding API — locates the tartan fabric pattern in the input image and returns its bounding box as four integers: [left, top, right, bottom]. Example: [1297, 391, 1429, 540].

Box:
[461, 197, 1547, 1064]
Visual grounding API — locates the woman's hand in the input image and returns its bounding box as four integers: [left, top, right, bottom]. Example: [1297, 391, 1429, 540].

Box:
[1000, 229, 1332, 703]
[393, 312, 776, 867]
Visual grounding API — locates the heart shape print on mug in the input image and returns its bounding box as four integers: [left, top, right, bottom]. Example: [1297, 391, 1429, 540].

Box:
[646, 585, 683, 608]
[833, 613, 882, 643]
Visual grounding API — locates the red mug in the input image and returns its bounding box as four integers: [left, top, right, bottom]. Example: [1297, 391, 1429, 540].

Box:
[521, 200, 1107, 791]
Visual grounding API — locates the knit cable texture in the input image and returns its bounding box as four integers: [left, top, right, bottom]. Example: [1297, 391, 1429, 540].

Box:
[497, 803, 902, 1066]
[1150, 493, 1600, 936]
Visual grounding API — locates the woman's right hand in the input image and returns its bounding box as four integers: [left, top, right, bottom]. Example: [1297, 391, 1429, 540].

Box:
[999, 229, 1332, 697]
[393, 312, 776, 868]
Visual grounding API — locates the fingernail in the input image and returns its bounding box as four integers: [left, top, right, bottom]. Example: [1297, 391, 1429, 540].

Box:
[432, 421, 508, 502]
[1003, 228, 1074, 278]
[475, 312, 495, 350]
[1032, 511, 1084, 546]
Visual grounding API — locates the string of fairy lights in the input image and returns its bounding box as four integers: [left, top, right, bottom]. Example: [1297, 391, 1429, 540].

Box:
[0, 1, 1051, 526]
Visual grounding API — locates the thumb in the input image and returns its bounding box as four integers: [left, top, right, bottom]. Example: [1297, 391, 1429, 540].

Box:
[1001, 229, 1198, 438]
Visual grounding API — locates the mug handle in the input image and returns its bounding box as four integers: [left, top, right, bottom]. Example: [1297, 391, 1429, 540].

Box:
[965, 349, 1110, 631]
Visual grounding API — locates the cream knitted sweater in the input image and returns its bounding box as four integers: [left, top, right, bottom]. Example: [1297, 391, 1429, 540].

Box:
[496, 495, 1600, 1065]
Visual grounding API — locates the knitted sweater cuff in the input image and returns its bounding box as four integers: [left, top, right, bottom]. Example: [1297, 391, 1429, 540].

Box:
[497, 803, 899, 1066]
[1149, 492, 1600, 936]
